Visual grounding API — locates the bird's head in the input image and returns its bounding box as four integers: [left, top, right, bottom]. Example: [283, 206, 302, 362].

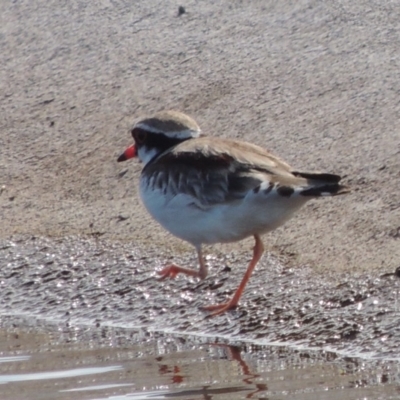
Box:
[117, 110, 201, 166]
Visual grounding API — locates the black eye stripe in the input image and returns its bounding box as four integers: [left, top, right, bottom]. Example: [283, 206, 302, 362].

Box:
[131, 127, 148, 144]
[131, 128, 189, 150]
[137, 131, 146, 143]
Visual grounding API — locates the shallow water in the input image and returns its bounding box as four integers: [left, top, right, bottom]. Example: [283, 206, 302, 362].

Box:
[0, 322, 400, 400]
[1, 236, 400, 399]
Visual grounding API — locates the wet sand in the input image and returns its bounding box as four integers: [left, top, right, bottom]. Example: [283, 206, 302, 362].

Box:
[1, 235, 400, 359]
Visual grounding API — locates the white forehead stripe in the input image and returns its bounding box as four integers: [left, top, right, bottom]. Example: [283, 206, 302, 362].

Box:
[135, 122, 201, 139]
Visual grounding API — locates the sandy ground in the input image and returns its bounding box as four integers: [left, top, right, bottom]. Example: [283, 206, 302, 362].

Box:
[1, 0, 400, 276]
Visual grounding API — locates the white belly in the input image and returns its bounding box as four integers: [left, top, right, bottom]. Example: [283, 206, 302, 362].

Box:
[139, 181, 308, 247]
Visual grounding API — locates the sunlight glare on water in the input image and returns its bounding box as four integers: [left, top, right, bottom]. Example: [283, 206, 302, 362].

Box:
[0, 366, 123, 384]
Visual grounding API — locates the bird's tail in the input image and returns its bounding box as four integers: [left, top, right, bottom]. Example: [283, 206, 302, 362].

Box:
[292, 171, 350, 197]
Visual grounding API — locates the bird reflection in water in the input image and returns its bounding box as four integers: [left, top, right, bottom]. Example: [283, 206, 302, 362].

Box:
[155, 343, 268, 399]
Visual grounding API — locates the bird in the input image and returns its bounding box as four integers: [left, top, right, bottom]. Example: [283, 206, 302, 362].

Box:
[117, 110, 349, 315]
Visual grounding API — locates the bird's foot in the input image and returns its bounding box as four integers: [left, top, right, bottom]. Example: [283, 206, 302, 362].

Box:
[157, 264, 199, 280]
[201, 301, 238, 316]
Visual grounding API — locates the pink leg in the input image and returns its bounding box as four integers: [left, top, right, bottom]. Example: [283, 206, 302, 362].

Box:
[202, 234, 264, 316]
[158, 246, 208, 280]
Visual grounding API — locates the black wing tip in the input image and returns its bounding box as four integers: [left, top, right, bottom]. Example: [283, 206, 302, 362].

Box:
[300, 184, 350, 197]
[292, 171, 342, 183]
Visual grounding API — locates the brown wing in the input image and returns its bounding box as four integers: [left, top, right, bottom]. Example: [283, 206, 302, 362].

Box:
[141, 137, 296, 206]
[173, 136, 295, 175]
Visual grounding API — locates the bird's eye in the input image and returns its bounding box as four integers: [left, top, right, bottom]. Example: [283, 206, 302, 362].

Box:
[132, 128, 147, 144]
